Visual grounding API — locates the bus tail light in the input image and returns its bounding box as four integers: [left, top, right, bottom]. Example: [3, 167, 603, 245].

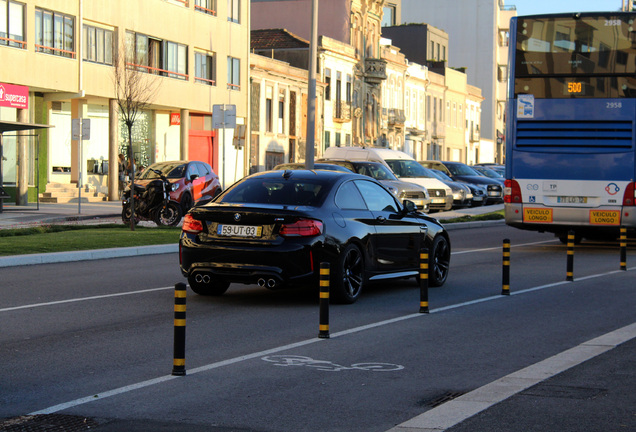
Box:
[504, 179, 522, 203]
[622, 182, 636, 206]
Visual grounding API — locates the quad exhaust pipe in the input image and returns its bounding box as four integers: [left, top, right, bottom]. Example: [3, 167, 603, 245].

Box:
[257, 278, 278, 288]
[195, 273, 211, 284]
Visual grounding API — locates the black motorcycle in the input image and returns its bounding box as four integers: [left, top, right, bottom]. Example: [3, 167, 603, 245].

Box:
[122, 168, 182, 226]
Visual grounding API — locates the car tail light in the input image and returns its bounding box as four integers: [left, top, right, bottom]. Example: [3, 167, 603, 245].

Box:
[623, 182, 636, 206]
[182, 214, 204, 233]
[279, 219, 323, 237]
[504, 179, 522, 203]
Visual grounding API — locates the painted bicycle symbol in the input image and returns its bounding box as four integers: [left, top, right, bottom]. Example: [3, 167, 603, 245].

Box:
[261, 355, 404, 372]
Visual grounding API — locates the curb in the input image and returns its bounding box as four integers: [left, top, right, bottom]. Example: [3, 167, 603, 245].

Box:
[0, 244, 178, 268]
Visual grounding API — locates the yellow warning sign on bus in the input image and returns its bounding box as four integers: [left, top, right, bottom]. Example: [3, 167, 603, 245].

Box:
[523, 208, 553, 223]
[589, 210, 620, 226]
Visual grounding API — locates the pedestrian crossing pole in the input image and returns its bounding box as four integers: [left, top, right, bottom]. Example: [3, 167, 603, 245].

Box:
[319, 262, 330, 338]
[620, 227, 627, 271]
[566, 230, 575, 281]
[502, 239, 510, 295]
[419, 249, 429, 313]
[172, 283, 187, 376]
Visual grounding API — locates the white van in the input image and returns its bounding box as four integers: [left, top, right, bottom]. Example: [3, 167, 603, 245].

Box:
[323, 146, 453, 211]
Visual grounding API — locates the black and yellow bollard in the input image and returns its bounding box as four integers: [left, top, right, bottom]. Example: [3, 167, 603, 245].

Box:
[318, 262, 330, 339]
[620, 227, 627, 271]
[419, 248, 429, 313]
[566, 230, 574, 282]
[502, 238, 510, 295]
[172, 282, 187, 376]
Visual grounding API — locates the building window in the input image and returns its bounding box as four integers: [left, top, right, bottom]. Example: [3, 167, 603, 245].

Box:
[324, 130, 331, 148]
[405, 89, 410, 118]
[335, 132, 341, 147]
[83, 24, 113, 65]
[0, 0, 25, 48]
[381, 4, 396, 27]
[35, 7, 75, 58]
[195, 51, 216, 85]
[265, 86, 273, 132]
[195, 0, 216, 15]
[227, 0, 240, 23]
[498, 65, 507, 82]
[278, 90, 285, 134]
[346, 74, 352, 103]
[126, 31, 187, 80]
[427, 95, 431, 121]
[325, 68, 331, 101]
[227, 56, 240, 90]
[499, 29, 509, 47]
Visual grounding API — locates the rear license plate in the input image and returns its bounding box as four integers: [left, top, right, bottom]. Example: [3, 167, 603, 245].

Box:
[558, 196, 587, 204]
[589, 210, 620, 226]
[217, 224, 263, 237]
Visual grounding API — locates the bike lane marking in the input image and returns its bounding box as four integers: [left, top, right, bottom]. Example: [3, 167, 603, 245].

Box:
[28, 265, 636, 416]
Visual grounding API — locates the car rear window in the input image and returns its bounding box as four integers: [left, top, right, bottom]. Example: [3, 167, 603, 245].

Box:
[222, 179, 326, 206]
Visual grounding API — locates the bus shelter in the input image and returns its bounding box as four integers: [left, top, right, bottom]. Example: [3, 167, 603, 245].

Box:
[0, 120, 51, 213]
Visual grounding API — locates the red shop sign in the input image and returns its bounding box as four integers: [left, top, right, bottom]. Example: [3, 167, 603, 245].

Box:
[170, 112, 181, 126]
[0, 83, 28, 109]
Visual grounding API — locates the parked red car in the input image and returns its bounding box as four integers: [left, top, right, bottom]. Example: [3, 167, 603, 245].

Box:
[136, 160, 222, 212]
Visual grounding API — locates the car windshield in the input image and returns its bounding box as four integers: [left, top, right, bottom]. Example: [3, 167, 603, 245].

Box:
[430, 169, 453, 182]
[446, 163, 480, 176]
[386, 160, 435, 178]
[221, 178, 327, 206]
[353, 162, 398, 181]
[473, 166, 502, 178]
[139, 162, 186, 179]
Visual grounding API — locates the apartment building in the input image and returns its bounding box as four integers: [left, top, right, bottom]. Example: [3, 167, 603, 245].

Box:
[403, 61, 429, 161]
[0, 0, 249, 202]
[252, 0, 388, 147]
[399, 0, 516, 163]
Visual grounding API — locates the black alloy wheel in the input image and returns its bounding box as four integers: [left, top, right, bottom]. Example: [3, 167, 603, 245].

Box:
[154, 202, 182, 226]
[332, 243, 364, 304]
[430, 235, 450, 287]
[188, 275, 230, 296]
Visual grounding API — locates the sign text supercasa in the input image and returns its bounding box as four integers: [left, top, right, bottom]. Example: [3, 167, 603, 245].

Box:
[0, 83, 29, 109]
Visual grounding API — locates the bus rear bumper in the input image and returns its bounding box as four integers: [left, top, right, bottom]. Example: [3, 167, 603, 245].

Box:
[505, 203, 636, 237]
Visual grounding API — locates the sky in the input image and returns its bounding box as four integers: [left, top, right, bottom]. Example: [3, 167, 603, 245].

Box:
[512, 0, 624, 16]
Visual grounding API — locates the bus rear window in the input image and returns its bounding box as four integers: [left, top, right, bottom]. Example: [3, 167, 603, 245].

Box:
[515, 15, 636, 77]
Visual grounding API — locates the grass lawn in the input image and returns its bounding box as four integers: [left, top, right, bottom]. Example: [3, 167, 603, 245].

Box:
[0, 224, 181, 256]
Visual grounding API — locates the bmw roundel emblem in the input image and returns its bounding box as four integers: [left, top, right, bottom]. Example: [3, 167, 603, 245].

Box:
[234, 213, 241, 221]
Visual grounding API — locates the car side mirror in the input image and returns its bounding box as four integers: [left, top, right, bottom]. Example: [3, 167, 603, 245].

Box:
[402, 199, 416, 214]
[190, 174, 199, 181]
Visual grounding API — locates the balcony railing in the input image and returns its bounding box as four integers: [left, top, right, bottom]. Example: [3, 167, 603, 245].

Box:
[432, 122, 446, 139]
[387, 108, 406, 125]
[334, 100, 351, 123]
[469, 127, 480, 142]
[364, 58, 387, 84]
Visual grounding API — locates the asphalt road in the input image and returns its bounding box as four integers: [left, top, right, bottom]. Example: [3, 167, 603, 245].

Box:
[1, 224, 635, 431]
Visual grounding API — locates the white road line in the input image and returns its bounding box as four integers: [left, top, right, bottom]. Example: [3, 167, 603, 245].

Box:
[385, 321, 636, 432]
[0, 287, 174, 313]
[28, 266, 635, 416]
[451, 239, 557, 255]
[4, 240, 555, 314]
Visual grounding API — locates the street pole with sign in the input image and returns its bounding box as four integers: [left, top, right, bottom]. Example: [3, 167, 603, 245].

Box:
[213, 104, 236, 189]
[72, 118, 90, 214]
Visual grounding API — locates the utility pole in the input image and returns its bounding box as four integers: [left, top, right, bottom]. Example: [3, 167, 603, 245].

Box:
[305, 0, 318, 169]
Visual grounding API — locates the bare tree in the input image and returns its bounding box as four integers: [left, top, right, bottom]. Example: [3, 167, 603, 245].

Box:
[113, 42, 160, 230]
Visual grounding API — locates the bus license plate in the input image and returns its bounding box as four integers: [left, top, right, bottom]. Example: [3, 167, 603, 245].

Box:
[558, 196, 587, 204]
[589, 210, 620, 226]
[523, 208, 553, 223]
[217, 224, 263, 237]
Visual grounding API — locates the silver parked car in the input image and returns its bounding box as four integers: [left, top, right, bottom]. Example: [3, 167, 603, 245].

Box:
[315, 159, 432, 213]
